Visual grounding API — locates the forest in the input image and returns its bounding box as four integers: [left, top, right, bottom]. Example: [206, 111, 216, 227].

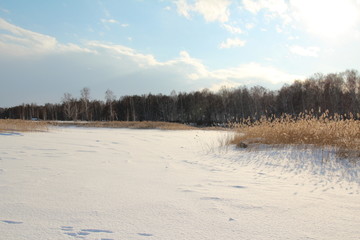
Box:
[1, 69, 360, 125]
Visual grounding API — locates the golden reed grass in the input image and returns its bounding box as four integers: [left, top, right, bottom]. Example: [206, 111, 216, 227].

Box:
[0, 119, 48, 132]
[231, 111, 360, 156]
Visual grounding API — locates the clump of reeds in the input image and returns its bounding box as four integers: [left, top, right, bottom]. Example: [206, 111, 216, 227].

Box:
[49, 121, 197, 130]
[231, 111, 360, 157]
[0, 119, 48, 132]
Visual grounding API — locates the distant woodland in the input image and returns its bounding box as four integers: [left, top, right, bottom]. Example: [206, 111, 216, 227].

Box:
[1, 70, 360, 125]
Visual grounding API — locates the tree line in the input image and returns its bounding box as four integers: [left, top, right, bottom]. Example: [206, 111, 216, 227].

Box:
[1, 70, 360, 125]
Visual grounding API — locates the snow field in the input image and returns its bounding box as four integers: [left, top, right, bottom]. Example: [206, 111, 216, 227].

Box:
[0, 127, 359, 240]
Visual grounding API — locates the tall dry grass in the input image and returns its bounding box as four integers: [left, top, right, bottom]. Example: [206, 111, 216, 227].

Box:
[0, 119, 48, 132]
[231, 111, 360, 157]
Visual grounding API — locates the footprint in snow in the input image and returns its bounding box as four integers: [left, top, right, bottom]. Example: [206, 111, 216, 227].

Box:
[0, 132, 22, 136]
[1, 220, 23, 224]
[231, 185, 246, 189]
[60, 226, 73, 231]
[64, 232, 77, 237]
[60, 226, 113, 238]
[138, 233, 153, 237]
[81, 229, 113, 233]
[200, 197, 222, 201]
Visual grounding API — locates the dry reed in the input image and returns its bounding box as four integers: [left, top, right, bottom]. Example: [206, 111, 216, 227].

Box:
[0, 119, 48, 132]
[231, 111, 360, 157]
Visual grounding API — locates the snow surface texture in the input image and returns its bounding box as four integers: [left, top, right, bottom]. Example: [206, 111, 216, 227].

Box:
[0, 127, 359, 240]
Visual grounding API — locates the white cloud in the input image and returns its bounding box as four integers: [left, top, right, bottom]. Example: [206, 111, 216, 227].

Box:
[242, 0, 360, 41]
[0, 18, 56, 48]
[207, 80, 242, 92]
[0, 7, 10, 13]
[290, 0, 359, 39]
[242, 0, 290, 23]
[175, 0, 231, 22]
[86, 43, 207, 80]
[175, 0, 192, 19]
[287, 36, 299, 40]
[101, 19, 119, 24]
[288, 45, 320, 57]
[87, 41, 159, 67]
[0, 18, 304, 107]
[102, 47, 300, 86]
[194, 0, 231, 22]
[0, 18, 93, 56]
[0, 18, 295, 86]
[242, 0, 263, 14]
[175, 50, 209, 80]
[219, 38, 246, 49]
[101, 18, 128, 28]
[211, 62, 304, 85]
[199, 62, 304, 92]
[222, 23, 242, 34]
[245, 23, 255, 29]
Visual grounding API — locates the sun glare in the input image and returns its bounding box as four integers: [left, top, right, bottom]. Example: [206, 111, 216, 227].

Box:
[292, 0, 359, 40]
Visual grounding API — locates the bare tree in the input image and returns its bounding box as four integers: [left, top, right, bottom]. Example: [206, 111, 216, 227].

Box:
[80, 87, 90, 121]
[61, 93, 80, 120]
[105, 89, 117, 121]
[62, 93, 74, 120]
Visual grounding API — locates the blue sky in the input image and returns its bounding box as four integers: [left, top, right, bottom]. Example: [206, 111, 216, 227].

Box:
[1, 0, 360, 107]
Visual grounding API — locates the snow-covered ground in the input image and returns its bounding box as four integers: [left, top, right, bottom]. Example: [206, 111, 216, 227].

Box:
[1, 127, 359, 240]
